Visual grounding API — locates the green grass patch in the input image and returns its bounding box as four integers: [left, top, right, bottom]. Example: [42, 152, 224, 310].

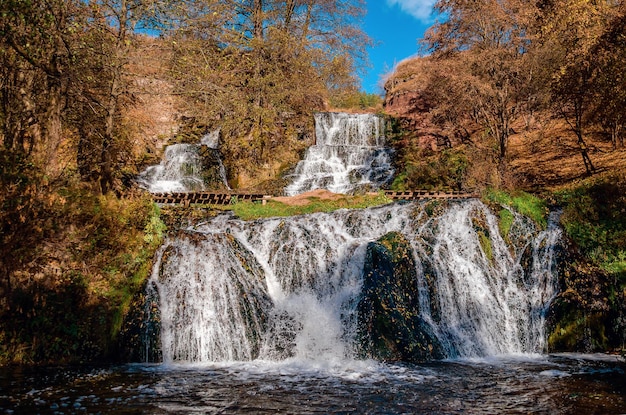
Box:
[498, 208, 515, 241]
[484, 188, 548, 229]
[221, 192, 393, 220]
[478, 231, 494, 263]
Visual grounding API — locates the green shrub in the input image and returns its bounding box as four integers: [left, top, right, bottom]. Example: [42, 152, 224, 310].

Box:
[391, 149, 469, 191]
[330, 90, 383, 110]
[555, 174, 626, 273]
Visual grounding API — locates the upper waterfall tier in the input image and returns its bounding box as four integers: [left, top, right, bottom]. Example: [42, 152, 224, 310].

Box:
[314, 112, 387, 147]
[138, 144, 207, 193]
[285, 112, 395, 196]
[137, 130, 229, 193]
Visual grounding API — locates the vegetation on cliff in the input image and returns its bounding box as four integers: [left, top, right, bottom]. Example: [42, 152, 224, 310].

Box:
[0, 181, 165, 364]
[384, 0, 626, 192]
[166, 0, 371, 188]
[546, 173, 626, 352]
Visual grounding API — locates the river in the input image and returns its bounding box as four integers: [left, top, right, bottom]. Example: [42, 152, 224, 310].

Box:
[2, 354, 624, 414]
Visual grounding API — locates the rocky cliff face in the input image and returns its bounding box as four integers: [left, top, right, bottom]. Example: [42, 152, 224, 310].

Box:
[384, 68, 451, 151]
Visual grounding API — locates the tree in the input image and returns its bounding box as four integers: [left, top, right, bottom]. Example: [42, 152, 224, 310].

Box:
[0, 0, 76, 176]
[68, 0, 153, 194]
[533, 0, 621, 174]
[167, 0, 370, 185]
[588, 8, 626, 149]
[1, 0, 161, 194]
[422, 0, 535, 166]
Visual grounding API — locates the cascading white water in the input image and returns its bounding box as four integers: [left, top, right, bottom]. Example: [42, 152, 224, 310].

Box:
[138, 130, 230, 193]
[147, 200, 561, 363]
[138, 144, 206, 193]
[285, 112, 394, 195]
[154, 233, 270, 362]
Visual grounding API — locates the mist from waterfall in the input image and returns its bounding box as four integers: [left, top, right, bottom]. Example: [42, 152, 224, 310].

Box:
[285, 112, 394, 196]
[147, 200, 560, 364]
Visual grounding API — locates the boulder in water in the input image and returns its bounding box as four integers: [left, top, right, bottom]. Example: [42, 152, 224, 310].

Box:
[357, 232, 444, 362]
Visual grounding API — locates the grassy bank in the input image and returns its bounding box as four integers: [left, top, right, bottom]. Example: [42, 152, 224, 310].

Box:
[222, 191, 393, 221]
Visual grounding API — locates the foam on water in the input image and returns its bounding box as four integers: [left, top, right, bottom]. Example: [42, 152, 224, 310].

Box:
[3, 354, 625, 413]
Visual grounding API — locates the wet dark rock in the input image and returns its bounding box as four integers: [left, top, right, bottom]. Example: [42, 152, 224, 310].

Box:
[357, 232, 444, 362]
[119, 282, 162, 363]
[198, 146, 230, 190]
[546, 237, 625, 353]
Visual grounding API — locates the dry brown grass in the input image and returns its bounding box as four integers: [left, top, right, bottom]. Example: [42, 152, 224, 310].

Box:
[508, 119, 626, 192]
[271, 189, 350, 206]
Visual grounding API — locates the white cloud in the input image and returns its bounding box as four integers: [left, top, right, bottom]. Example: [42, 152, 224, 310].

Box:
[386, 0, 437, 22]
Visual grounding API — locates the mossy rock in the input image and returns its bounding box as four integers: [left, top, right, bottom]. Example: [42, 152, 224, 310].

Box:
[547, 305, 609, 352]
[546, 239, 626, 353]
[198, 146, 230, 190]
[357, 232, 444, 362]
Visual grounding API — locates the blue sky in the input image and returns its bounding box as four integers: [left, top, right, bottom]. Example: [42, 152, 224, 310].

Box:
[361, 0, 436, 94]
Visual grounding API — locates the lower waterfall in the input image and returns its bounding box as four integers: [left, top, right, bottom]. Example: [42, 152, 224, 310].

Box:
[146, 200, 561, 363]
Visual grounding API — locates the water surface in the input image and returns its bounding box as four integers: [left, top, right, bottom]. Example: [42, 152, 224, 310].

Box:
[2, 354, 624, 414]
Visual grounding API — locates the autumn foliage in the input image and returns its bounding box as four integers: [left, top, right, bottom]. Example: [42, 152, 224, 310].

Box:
[385, 0, 626, 189]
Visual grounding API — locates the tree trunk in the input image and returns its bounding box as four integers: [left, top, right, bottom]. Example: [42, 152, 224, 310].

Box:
[576, 133, 596, 175]
[100, 57, 122, 194]
[98, 0, 126, 194]
[42, 75, 64, 177]
[253, 0, 264, 40]
[574, 104, 595, 175]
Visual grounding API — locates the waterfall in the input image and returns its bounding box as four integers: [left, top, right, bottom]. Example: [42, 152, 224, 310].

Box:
[138, 144, 206, 192]
[138, 130, 230, 193]
[146, 200, 561, 363]
[285, 112, 394, 196]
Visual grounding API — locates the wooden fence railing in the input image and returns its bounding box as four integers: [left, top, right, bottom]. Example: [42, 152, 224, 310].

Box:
[151, 192, 271, 206]
[151, 190, 479, 206]
[382, 190, 479, 200]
